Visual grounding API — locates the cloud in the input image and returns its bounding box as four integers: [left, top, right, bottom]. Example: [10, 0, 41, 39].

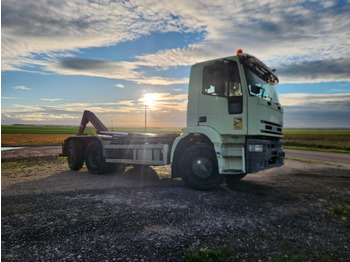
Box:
[59, 59, 110, 71]
[2, 0, 349, 84]
[135, 76, 188, 85]
[284, 110, 350, 128]
[139, 93, 187, 112]
[1, 0, 196, 71]
[134, 45, 208, 70]
[138, 92, 187, 125]
[330, 89, 348, 92]
[11, 86, 30, 90]
[50, 58, 139, 78]
[115, 84, 125, 88]
[279, 93, 350, 108]
[132, 1, 350, 74]
[2, 97, 18, 99]
[4, 114, 78, 122]
[41, 98, 63, 101]
[280, 93, 350, 128]
[1, 93, 188, 126]
[48, 58, 188, 85]
[277, 59, 350, 83]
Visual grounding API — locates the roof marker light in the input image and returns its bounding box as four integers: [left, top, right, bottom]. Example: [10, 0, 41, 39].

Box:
[236, 49, 243, 56]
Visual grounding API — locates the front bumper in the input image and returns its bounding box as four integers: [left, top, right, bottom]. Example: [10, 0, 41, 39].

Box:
[246, 139, 284, 173]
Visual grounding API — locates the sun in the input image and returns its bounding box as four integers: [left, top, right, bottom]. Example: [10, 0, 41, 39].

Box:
[142, 93, 159, 106]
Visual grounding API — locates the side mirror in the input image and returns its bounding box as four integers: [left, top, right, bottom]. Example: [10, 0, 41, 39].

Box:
[251, 85, 262, 94]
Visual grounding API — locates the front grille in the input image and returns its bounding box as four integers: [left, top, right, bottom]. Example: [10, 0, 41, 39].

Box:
[260, 120, 283, 136]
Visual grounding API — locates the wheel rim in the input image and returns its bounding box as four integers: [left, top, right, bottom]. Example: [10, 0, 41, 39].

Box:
[191, 157, 213, 179]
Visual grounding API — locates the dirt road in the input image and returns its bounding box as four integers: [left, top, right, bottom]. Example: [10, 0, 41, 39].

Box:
[1, 145, 61, 160]
[1, 150, 350, 261]
[285, 149, 350, 165]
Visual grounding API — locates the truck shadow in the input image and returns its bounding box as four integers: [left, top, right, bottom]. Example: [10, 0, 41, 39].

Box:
[222, 179, 296, 203]
[2, 163, 294, 204]
[122, 165, 160, 183]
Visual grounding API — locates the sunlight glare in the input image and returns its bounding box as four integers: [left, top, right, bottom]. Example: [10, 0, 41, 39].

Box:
[142, 93, 159, 106]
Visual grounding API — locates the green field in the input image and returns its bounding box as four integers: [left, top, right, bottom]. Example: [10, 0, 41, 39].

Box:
[1, 125, 182, 135]
[283, 129, 350, 153]
[2, 125, 349, 153]
[1, 125, 182, 146]
[1, 125, 96, 134]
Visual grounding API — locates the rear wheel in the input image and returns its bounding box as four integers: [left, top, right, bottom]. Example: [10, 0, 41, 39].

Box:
[67, 140, 84, 171]
[179, 144, 223, 190]
[85, 141, 110, 174]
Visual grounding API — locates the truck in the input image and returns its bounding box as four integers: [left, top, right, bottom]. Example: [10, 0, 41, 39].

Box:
[61, 49, 285, 190]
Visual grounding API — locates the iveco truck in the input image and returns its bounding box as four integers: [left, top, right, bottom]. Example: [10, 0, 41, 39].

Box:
[62, 50, 285, 190]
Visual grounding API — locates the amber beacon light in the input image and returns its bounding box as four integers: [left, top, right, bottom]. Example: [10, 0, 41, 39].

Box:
[236, 49, 243, 56]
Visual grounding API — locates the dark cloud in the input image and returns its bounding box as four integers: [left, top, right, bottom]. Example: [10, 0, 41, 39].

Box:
[59, 59, 110, 71]
[284, 109, 350, 128]
[277, 59, 350, 82]
[280, 92, 350, 128]
[2, 1, 70, 37]
[2, 0, 350, 85]
[340, 100, 350, 111]
[259, 21, 281, 34]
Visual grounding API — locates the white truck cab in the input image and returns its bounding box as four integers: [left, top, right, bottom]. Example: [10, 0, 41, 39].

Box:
[170, 50, 284, 189]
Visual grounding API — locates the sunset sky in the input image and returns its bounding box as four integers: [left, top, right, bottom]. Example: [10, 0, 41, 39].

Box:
[2, 0, 350, 128]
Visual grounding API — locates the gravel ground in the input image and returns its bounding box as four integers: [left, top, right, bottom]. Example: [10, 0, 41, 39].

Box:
[1, 155, 350, 261]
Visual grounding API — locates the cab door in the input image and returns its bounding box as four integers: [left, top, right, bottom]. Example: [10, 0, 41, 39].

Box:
[197, 60, 248, 135]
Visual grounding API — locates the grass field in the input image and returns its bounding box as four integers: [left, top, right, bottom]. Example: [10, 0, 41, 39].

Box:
[1, 134, 72, 146]
[1, 125, 95, 135]
[1, 125, 349, 153]
[283, 130, 350, 153]
[1, 125, 95, 146]
[1, 125, 182, 147]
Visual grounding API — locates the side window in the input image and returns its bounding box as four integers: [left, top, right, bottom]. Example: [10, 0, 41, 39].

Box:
[203, 62, 225, 96]
[203, 63, 223, 96]
[202, 61, 243, 114]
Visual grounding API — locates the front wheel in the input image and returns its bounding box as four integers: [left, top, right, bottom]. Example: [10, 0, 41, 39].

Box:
[85, 141, 110, 174]
[179, 144, 223, 190]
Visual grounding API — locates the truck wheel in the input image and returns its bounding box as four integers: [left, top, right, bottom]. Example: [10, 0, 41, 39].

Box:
[67, 140, 84, 171]
[179, 144, 224, 190]
[85, 141, 109, 174]
[225, 173, 246, 186]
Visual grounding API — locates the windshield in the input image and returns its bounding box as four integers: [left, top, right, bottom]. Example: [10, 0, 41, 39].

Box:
[245, 68, 279, 104]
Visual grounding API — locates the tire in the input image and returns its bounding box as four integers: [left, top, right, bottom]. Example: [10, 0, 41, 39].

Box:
[67, 140, 84, 171]
[85, 141, 109, 174]
[225, 173, 246, 186]
[179, 144, 224, 190]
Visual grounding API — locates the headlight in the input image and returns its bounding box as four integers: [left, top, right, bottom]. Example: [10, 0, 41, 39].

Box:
[248, 144, 264, 152]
